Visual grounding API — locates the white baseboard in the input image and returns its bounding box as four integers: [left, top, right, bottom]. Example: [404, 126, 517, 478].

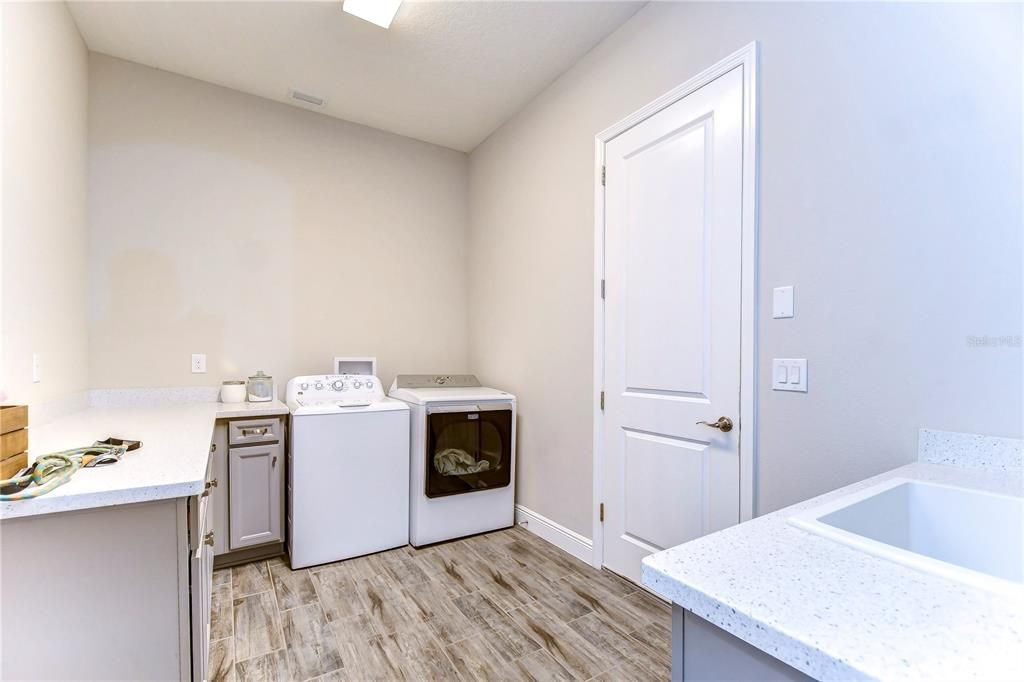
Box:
[514, 504, 594, 565]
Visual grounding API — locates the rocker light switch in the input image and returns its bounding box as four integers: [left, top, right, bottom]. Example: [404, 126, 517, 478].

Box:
[772, 359, 807, 392]
[775, 364, 788, 384]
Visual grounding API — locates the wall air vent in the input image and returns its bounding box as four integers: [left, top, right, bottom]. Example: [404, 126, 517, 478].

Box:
[288, 89, 326, 107]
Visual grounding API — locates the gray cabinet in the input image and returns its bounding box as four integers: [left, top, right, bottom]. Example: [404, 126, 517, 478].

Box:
[1, 480, 215, 680]
[228, 441, 284, 549]
[210, 415, 286, 564]
[672, 606, 813, 681]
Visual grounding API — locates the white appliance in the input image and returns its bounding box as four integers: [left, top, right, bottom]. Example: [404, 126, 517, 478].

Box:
[389, 375, 516, 546]
[333, 356, 377, 376]
[286, 374, 410, 569]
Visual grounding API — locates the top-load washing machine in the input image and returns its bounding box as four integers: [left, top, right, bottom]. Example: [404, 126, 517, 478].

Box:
[287, 374, 409, 569]
[389, 375, 516, 546]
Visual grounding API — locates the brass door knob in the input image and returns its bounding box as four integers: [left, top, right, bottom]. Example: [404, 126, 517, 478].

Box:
[696, 416, 733, 432]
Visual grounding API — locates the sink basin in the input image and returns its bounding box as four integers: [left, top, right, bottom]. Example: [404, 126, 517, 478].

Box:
[789, 478, 1024, 595]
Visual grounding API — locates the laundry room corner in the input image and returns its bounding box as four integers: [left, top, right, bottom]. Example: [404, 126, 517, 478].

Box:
[3, 2, 1021, 680]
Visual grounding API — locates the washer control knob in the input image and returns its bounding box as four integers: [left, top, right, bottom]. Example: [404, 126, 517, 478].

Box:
[314, 382, 324, 390]
[332, 380, 345, 391]
[353, 380, 363, 389]
[365, 380, 374, 389]
[300, 382, 309, 390]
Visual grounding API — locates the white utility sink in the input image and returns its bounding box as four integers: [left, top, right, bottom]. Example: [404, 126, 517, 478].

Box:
[789, 478, 1024, 595]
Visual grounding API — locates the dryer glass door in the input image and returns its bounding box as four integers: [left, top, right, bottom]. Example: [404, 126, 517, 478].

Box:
[425, 406, 512, 498]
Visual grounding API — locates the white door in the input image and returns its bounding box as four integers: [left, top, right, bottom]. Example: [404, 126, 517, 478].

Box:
[602, 65, 745, 584]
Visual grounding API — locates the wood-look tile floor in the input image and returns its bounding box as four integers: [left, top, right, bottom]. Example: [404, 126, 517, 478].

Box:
[210, 525, 670, 681]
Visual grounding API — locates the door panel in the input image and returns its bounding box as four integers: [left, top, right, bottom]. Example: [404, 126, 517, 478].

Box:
[624, 118, 710, 396]
[622, 430, 707, 552]
[229, 443, 283, 549]
[603, 66, 745, 585]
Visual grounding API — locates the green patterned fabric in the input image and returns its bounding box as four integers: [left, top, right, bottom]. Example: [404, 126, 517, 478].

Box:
[0, 444, 127, 501]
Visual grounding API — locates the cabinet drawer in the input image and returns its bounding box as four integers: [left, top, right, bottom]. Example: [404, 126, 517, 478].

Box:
[228, 418, 281, 446]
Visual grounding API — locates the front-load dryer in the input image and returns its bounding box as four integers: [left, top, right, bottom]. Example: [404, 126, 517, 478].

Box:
[287, 374, 409, 569]
[388, 374, 516, 547]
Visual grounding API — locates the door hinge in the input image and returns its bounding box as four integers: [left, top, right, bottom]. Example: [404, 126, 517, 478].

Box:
[600, 279, 605, 300]
[599, 391, 605, 410]
[601, 166, 606, 186]
[599, 503, 605, 523]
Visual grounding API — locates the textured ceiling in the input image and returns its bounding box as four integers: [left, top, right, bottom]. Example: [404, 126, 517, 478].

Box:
[67, 1, 642, 151]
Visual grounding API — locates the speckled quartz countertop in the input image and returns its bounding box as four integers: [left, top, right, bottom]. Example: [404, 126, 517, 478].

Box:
[0, 399, 288, 521]
[642, 433, 1024, 681]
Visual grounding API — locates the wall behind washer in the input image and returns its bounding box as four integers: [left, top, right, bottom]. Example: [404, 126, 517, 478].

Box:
[1, 2, 90, 412]
[468, 2, 1023, 536]
[88, 55, 470, 390]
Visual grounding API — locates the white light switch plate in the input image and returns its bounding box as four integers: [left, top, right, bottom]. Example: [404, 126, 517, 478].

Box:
[773, 286, 794, 319]
[191, 354, 207, 373]
[772, 358, 807, 392]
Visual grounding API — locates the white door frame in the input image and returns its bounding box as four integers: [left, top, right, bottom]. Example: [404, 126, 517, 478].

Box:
[592, 42, 760, 570]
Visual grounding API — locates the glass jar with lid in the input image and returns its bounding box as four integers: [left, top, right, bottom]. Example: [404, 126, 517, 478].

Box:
[246, 371, 274, 402]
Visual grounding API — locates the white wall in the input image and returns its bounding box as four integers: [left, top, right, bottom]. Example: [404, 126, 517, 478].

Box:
[468, 1, 1023, 536]
[1, 2, 89, 410]
[88, 55, 470, 390]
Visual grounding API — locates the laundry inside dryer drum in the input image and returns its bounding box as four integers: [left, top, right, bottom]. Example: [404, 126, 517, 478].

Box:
[426, 408, 512, 498]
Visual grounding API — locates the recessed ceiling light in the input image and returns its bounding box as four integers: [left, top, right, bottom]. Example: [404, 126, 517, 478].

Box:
[343, 0, 402, 29]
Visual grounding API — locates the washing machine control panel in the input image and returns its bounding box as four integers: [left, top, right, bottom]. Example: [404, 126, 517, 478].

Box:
[287, 374, 385, 407]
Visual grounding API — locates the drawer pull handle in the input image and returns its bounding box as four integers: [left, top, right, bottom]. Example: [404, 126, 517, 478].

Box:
[204, 531, 215, 546]
[241, 427, 269, 436]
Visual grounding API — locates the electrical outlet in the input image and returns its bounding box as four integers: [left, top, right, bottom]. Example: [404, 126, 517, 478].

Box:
[191, 354, 207, 373]
[32, 353, 41, 383]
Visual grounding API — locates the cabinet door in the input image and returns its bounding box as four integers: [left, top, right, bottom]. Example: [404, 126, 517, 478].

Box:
[211, 424, 229, 555]
[229, 443, 283, 549]
[190, 475, 214, 681]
